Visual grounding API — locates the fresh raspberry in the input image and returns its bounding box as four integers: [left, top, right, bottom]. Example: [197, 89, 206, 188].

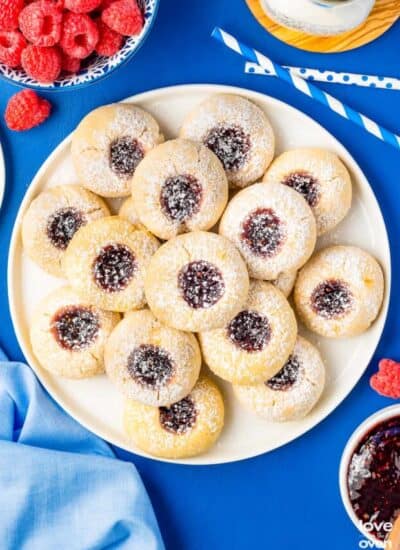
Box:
[95, 19, 123, 56]
[60, 51, 80, 72]
[64, 0, 102, 13]
[0, 0, 24, 31]
[60, 13, 99, 59]
[0, 30, 27, 67]
[21, 44, 61, 83]
[5, 89, 51, 131]
[370, 359, 400, 399]
[102, 0, 144, 36]
[19, 1, 63, 47]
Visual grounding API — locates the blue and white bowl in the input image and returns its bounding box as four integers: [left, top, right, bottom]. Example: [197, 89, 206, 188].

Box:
[0, 0, 159, 90]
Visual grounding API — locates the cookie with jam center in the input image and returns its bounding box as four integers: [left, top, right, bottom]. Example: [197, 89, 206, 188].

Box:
[294, 245, 384, 338]
[234, 336, 325, 422]
[118, 197, 146, 230]
[199, 280, 297, 385]
[272, 270, 297, 298]
[219, 182, 317, 280]
[263, 148, 352, 235]
[71, 103, 164, 198]
[124, 376, 224, 458]
[180, 93, 275, 188]
[62, 216, 159, 312]
[131, 139, 228, 240]
[144, 231, 249, 332]
[22, 184, 110, 277]
[30, 286, 119, 378]
[104, 309, 201, 406]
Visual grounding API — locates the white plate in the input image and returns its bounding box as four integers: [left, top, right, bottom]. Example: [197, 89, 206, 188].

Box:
[8, 84, 390, 465]
[0, 140, 5, 209]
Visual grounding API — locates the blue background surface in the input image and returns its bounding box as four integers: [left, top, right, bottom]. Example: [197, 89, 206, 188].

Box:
[0, 1, 399, 548]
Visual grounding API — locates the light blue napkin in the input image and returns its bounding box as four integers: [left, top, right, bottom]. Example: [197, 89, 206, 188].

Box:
[0, 347, 165, 550]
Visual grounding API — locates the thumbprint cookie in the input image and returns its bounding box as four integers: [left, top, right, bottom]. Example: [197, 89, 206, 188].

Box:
[62, 216, 159, 312]
[272, 270, 297, 298]
[219, 182, 317, 280]
[104, 309, 201, 406]
[124, 376, 224, 459]
[22, 184, 110, 277]
[118, 197, 146, 230]
[145, 231, 249, 332]
[71, 104, 163, 197]
[180, 94, 275, 188]
[263, 148, 352, 235]
[294, 246, 384, 338]
[131, 139, 228, 240]
[234, 336, 325, 422]
[199, 281, 297, 384]
[30, 286, 119, 378]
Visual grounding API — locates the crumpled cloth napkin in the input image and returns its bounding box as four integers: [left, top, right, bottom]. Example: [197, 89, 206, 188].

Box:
[0, 347, 164, 550]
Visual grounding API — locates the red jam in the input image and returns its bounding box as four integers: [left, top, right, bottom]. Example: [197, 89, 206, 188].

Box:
[347, 415, 400, 542]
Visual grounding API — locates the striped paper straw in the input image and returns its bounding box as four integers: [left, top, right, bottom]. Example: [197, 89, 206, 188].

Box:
[211, 27, 400, 151]
[245, 62, 400, 91]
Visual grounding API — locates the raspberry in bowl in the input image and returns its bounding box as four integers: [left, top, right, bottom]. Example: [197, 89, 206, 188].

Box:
[0, 0, 159, 89]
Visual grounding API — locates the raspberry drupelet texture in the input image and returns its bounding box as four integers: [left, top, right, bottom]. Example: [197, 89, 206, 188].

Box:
[60, 51, 81, 73]
[21, 44, 61, 83]
[0, 0, 24, 32]
[95, 18, 123, 57]
[102, 0, 144, 36]
[0, 30, 26, 67]
[5, 89, 51, 131]
[60, 12, 99, 59]
[19, 1, 63, 47]
[370, 359, 400, 399]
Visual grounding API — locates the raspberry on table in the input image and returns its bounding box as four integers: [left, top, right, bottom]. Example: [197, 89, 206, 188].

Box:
[0, 30, 27, 67]
[102, 0, 144, 36]
[60, 51, 80, 73]
[5, 89, 51, 131]
[60, 12, 99, 59]
[64, 0, 102, 13]
[19, 1, 63, 47]
[21, 44, 61, 83]
[0, 0, 24, 32]
[370, 358, 400, 399]
[95, 19, 123, 57]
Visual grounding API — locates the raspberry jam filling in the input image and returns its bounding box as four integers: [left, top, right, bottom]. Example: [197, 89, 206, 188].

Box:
[178, 260, 225, 309]
[227, 310, 271, 352]
[241, 208, 285, 258]
[266, 355, 300, 391]
[51, 306, 99, 351]
[46, 207, 85, 250]
[127, 344, 174, 388]
[347, 416, 400, 542]
[159, 397, 197, 434]
[282, 171, 320, 208]
[109, 136, 144, 177]
[160, 174, 202, 223]
[204, 124, 251, 172]
[311, 279, 353, 319]
[92, 243, 136, 293]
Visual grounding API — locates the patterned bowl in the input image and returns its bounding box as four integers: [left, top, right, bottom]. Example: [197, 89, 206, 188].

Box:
[0, 0, 159, 90]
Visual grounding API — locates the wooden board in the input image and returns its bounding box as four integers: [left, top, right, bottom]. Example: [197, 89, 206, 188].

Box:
[245, 0, 399, 53]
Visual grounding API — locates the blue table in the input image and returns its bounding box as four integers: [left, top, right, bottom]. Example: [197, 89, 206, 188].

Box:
[1, 2, 399, 548]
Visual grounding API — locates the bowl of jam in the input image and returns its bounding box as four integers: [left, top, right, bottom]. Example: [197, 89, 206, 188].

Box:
[339, 405, 400, 546]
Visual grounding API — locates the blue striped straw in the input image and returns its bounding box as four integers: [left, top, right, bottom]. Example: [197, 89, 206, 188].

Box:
[211, 27, 400, 151]
[244, 62, 400, 91]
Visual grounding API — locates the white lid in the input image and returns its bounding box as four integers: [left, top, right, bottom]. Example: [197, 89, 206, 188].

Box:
[262, 0, 375, 36]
